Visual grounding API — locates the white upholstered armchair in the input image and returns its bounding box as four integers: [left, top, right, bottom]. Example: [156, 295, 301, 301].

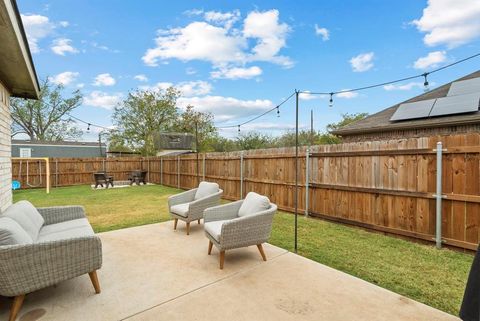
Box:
[168, 181, 223, 235]
[203, 192, 277, 269]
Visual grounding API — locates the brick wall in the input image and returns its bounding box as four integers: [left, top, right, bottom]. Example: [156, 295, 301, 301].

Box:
[0, 82, 12, 212]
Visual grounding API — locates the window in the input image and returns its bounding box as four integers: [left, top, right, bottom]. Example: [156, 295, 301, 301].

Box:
[19, 148, 32, 158]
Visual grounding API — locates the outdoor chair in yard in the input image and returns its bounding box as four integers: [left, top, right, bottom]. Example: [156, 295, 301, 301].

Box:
[0, 201, 102, 321]
[94, 172, 114, 188]
[128, 170, 147, 185]
[203, 192, 277, 269]
[168, 181, 223, 235]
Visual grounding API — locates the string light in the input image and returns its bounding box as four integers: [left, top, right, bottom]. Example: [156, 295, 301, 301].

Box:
[87, 123, 91, 131]
[238, 125, 241, 134]
[328, 93, 334, 108]
[423, 72, 430, 92]
[276, 106, 280, 117]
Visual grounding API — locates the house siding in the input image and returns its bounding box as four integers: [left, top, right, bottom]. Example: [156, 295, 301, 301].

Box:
[0, 82, 12, 212]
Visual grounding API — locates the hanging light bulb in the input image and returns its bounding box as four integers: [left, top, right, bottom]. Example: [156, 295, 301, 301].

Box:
[276, 106, 280, 118]
[87, 123, 91, 131]
[329, 93, 334, 108]
[423, 73, 430, 92]
[238, 125, 241, 134]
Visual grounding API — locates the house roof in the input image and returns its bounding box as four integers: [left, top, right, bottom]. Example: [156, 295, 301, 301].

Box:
[0, 0, 39, 99]
[12, 140, 106, 147]
[331, 70, 480, 136]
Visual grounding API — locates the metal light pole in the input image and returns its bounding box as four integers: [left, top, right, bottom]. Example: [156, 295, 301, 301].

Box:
[294, 90, 299, 253]
[195, 120, 200, 185]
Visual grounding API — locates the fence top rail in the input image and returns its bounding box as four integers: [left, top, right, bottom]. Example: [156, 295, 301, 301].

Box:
[310, 146, 480, 157]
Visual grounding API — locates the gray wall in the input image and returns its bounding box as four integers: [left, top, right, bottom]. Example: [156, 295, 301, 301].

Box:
[12, 144, 107, 158]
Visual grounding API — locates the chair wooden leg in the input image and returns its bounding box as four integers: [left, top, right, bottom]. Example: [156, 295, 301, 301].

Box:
[257, 244, 267, 261]
[219, 251, 225, 269]
[173, 218, 178, 230]
[88, 271, 101, 294]
[208, 241, 213, 255]
[186, 222, 190, 235]
[198, 219, 201, 224]
[9, 294, 25, 321]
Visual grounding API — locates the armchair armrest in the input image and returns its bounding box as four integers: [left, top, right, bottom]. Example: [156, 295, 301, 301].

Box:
[187, 190, 223, 220]
[37, 206, 86, 225]
[204, 200, 243, 222]
[220, 204, 277, 250]
[168, 189, 197, 208]
[0, 236, 102, 297]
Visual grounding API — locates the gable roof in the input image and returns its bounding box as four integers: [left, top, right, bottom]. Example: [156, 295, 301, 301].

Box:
[12, 140, 106, 147]
[331, 70, 480, 136]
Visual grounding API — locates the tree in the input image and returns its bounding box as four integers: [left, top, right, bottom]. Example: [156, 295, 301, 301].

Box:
[10, 79, 83, 141]
[174, 105, 217, 152]
[326, 112, 369, 132]
[111, 88, 180, 156]
[235, 132, 273, 150]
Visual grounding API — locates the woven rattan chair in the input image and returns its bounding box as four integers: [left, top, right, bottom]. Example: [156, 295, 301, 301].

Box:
[0, 201, 102, 321]
[203, 192, 277, 269]
[168, 182, 223, 235]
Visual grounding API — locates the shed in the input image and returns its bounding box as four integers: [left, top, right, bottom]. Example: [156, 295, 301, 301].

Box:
[12, 140, 107, 158]
[331, 70, 480, 142]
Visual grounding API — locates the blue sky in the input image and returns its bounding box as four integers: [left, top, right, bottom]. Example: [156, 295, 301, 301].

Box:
[17, 0, 480, 141]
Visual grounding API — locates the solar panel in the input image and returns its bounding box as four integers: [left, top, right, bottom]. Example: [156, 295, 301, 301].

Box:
[390, 99, 435, 121]
[447, 77, 480, 96]
[429, 92, 480, 117]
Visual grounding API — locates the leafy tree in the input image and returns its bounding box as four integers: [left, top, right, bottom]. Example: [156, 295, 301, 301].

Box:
[235, 132, 273, 150]
[174, 105, 217, 152]
[326, 112, 369, 132]
[111, 88, 180, 156]
[10, 79, 83, 141]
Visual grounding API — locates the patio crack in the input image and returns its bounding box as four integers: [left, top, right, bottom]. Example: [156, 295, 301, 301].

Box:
[119, 251, 289, 320]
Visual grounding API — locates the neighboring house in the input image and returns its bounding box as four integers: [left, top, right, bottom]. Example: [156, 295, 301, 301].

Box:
[332, 70, 480, 142]
[0, 0, 40, 211]
[154, 132, 195, 156]
[12, 140, 107, 158]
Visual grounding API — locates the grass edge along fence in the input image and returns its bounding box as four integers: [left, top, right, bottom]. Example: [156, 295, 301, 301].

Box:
[12, 132, 480, 251]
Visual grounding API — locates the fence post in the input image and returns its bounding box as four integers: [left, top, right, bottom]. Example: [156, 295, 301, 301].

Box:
[435, 141, 443, 249]
[160, 157, 163, 185]
[240, 151, 244, 199]
[305, 147, 310, 217]
[55, 159, 58, 187]
[177, 156, 180, 189]
[147, 158, 150, 183]
[202, 154, 206, 181]
[102, 159, 105, 172]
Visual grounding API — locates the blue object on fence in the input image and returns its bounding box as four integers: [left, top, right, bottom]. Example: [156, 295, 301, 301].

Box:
[12, 180, 21, 190]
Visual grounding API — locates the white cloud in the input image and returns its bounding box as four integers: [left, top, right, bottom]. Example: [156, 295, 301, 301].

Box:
[349, 52, 375, 72]
[84, 91, 122, 110]
[51, 38, 78, 55]
[134, 74, 148, 82]
[413, 51, 447, 70]
[314, 24, 329, 41]
[21, 14, 55, 53]
[49, 71, 79, 86]
[141, 80, 212, 97]
[59, 21, 69, 27]
[383, 82, 425, 91]
[336, 90, 359, 99]
[211, 66, 262, 79]
[178, 95, 273, 121]
[93, 73, 116, 86]
[412, 0, 480, 48]
[299, 91, 319, 100]
[77, 83, 85, 89]
[142, 9, 292, 73]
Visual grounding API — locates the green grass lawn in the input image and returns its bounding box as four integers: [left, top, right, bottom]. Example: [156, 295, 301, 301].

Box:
[14, 184, 473, 315]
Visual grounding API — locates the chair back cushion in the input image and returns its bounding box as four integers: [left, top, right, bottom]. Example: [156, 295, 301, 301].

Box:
[238, 192, 271, 217]
[3, 200, 45, 241]
[194, 181, 219, 200]
[0, 217, 34, 245]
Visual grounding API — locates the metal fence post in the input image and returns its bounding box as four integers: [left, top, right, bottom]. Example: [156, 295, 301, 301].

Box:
[240, 151, 244, 199]
[305, 147, 310, 217]
[160, 157, 163, 185]
[202, 154, 206, 181]
[177, 156, 180, 189]
[435, 141, 443, 249]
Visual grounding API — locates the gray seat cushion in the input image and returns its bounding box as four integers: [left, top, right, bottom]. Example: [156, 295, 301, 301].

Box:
[204, 220, 228, 242]
[194, 181, 219, 200]
[0, 217, 33, 245]
[3, 200, 45, 240]
[37, 218, 94, 242]
[238, 192, 271, 217]
[170, 203, 189, 217]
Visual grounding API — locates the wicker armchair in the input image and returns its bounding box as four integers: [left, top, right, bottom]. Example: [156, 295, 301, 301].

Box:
[0, 201, 102, 321]
[168, 182, 223, 235]
[203, 192, 277, 269]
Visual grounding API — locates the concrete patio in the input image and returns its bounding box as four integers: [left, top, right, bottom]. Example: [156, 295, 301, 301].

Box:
[0, 221, 459, 321]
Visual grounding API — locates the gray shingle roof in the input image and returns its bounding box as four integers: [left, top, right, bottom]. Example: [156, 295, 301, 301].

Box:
[331, 70, 480, 136]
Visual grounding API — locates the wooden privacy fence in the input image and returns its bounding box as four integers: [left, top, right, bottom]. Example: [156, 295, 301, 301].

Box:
[11, 133, 480, 250]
